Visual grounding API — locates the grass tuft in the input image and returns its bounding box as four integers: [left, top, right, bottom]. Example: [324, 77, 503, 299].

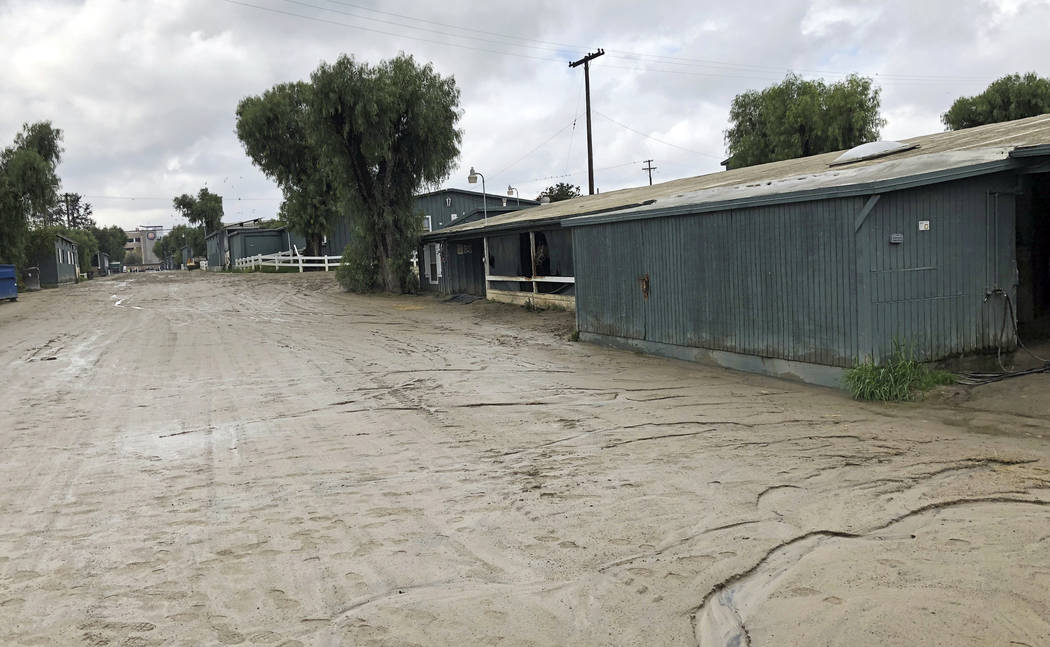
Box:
[844, 342, 955, 401]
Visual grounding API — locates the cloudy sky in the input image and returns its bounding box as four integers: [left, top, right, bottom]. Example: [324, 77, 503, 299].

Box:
[2, 0, 1049, 232]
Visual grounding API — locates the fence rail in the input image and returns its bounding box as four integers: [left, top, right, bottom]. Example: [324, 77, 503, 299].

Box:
[232, 247, 342, 272]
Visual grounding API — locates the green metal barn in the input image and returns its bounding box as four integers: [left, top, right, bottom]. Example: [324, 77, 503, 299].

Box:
[426, 115, 1050, 385]
[564, 115, 1050, 384]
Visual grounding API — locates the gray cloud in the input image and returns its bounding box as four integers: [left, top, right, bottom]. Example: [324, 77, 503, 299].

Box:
[2, 0, 1048, 231]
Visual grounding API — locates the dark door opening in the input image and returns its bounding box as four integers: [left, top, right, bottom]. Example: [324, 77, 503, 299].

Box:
[1016, 172, 1050, 340]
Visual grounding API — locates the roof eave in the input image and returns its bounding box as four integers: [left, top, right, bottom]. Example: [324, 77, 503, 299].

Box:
[563, 158, 1022, 228]
[1010, 143, 1050, 158]
[421, 215, 571, 240]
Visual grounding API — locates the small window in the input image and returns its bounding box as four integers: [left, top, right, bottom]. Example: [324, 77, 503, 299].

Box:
[134, 237, 141, 243]
[423, 215, 432, 232]
[445, 197, 452, 207]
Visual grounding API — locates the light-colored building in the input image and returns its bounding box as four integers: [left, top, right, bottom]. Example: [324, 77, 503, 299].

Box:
[123, 226, 164, 266]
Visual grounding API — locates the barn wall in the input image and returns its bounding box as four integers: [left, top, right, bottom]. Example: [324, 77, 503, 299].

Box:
[573, 197, 863, 367]
[572, 172, 1019, 370]
[858, 173, 1018, 362]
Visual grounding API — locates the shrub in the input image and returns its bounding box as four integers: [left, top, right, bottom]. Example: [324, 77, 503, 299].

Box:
[335, 239, 377, 293]
[844, 343, 954, 401]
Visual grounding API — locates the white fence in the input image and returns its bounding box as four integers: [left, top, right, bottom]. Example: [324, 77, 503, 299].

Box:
[233, 247, 342, 272]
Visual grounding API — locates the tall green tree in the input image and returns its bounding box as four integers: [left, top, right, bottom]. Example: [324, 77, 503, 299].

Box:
[48, 192, 94, 229]
[87, 224, 128, 263]
[173, 187, 224, 233]
[0, 121, 63, 268]
[942, 72, 1050, 130]
[153, 232, 175, 264]
[61, 227, 99, 270]
[309, 54, 461, 292]
[236, 81, 341, 257]
[24, 225, 97, 272]
[536, 182, 581, 202]
[724, 73, 884, 169]
[154, 224, 205, 264]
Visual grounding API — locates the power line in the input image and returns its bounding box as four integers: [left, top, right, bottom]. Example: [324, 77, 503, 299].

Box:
[222, 1, 995, 85]
[593, 111, 723, 160]
[494, 119, 577, 177]
[83, 195, 282, 201]
[523, 158, 649, 184]
[221, 0, 564, 63]
[318, 0, 991, 83]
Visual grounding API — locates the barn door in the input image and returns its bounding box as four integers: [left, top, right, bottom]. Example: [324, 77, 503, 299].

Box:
[574, 221, 647, 340]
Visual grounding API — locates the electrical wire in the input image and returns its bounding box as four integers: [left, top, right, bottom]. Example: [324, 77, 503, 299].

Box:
[82, 195, 281, 201]
[956, 289, 1050, 385]
[593, 111, 723, 159]
[221, 0, 564, 63]
[319, 0, 992, 83]
[494, 120, 577, 177]
[523, 159, 649, 184]
[222, 0, 997, 85]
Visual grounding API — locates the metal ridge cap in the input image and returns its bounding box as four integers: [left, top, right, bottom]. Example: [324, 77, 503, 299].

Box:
[1009, 143, 1050, 158]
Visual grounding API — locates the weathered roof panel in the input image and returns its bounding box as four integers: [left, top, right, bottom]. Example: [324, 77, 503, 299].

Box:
[424, 113, 1050, 238]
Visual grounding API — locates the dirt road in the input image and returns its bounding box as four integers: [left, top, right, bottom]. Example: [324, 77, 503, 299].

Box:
[1, 272, 1048, 647]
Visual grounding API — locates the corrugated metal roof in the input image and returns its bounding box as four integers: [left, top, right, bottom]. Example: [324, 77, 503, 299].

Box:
[424, 113, 1050, 238]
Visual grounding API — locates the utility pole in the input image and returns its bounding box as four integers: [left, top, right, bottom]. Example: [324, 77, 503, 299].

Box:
[569, 48, 604, 195]
[642, 159, 657, 186]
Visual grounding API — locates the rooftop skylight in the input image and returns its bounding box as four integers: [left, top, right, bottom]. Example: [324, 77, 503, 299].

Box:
[830, 140, 919, 166]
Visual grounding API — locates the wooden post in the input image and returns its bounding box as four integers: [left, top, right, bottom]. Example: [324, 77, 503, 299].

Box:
[483, 236, 490, 297]
[529, 231, 538, 293]
[324, 255, 329, 272]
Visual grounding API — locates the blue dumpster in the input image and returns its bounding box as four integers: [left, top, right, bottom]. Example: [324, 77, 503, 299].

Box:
[0, 264, 16, 301]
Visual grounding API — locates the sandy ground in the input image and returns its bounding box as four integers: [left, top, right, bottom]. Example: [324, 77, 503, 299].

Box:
[1, 271, 1048, 647]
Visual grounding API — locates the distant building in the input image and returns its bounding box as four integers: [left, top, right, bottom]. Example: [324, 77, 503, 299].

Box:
[92, 250, 110, 277]
[328, 188, 539, 288]
[205, 219, 306, 270]
[123, 226, 164, 266]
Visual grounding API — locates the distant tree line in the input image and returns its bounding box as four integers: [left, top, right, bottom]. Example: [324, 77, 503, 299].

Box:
[723, 71, 1050, 169]
[0, 121, 126, 276]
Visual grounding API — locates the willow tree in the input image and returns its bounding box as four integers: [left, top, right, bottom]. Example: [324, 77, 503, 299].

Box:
[173, 187, 224, 234]
[724, 74, 884, 169]
[0, 122, 63, 268]
[942, 72, 1050, 130]
[309, 54, 461, 292]
[236, 82, 341, 257]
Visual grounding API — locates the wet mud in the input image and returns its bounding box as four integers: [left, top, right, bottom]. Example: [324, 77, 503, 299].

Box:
[1, 271, 1047, 646]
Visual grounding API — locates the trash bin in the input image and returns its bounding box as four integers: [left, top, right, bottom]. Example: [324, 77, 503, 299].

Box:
[0, 264, 17, 301]
[22, 266, 41, 292]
